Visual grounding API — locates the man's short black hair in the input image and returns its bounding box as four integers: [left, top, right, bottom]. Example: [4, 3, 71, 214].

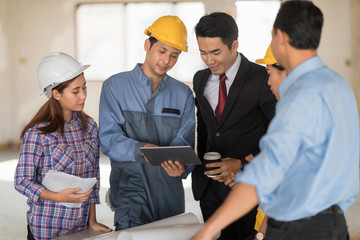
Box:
[273, 0, 323, 50]
[149, 36, 158, 49]
[195, 12, 238, 50]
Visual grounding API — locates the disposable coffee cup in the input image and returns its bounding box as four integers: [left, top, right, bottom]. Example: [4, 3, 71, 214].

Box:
[204, 152, 221, 178]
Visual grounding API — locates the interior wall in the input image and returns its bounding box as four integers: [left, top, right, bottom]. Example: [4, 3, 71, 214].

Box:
[2, 0, 102, 144]
[14, 0, 79, 141]
[203, 0, 236, 16]
[0, 0, 358, 145]
[351, 0, 360, 107]
[312, 0, 360, 117]
[314, 0, 352, 85]
[0, 0, 14, 146]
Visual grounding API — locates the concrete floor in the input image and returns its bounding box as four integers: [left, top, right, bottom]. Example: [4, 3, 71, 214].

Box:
[1, 147, 359, 240]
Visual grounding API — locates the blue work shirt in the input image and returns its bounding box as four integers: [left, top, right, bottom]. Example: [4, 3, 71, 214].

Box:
[99, 64, 195, 229]
[99, 64, 195, 164]
[237, 56, 359, 221]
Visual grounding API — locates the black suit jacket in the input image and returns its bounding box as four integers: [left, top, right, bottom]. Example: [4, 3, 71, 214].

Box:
[192, 53, 276, 200]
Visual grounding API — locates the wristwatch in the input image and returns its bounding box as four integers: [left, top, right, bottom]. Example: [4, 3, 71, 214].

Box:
[255, 232, 265, 240]
[240, 157, 247, 170]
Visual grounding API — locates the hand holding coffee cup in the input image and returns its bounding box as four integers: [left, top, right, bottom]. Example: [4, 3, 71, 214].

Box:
[204, 152, 221, 178]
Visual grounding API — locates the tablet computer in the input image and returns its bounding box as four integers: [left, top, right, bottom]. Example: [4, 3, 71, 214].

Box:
[140, 146, 201, 166]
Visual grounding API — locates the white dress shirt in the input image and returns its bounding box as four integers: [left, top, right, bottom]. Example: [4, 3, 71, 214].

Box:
[203, 53, 241, 113]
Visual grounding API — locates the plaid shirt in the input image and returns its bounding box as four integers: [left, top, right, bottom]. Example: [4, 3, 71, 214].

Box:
[14, 113, 100, 240]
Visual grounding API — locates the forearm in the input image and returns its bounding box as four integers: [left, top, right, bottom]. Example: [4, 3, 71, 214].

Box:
[39, 189, 60, 201]
[195, 183, 258, 238]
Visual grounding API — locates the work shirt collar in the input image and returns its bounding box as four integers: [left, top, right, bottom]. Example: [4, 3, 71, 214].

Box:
[279, 56, 323, 97]
[134, 63, 169, 87]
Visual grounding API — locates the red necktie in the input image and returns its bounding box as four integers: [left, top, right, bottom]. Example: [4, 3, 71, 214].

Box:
[215, 73, 227, 123]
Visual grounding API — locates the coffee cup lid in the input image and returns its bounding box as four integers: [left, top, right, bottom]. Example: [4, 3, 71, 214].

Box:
[204, 152, 221, 160]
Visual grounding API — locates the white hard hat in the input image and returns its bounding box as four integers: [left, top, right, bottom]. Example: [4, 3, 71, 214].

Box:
[37, 52, 90, 98]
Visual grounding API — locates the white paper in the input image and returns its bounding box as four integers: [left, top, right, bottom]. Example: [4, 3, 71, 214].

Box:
[127, 212, 199, 230]
[117, 224, 204, 240]
[83, 213, 220, 240]
[42, 170, 97, 208]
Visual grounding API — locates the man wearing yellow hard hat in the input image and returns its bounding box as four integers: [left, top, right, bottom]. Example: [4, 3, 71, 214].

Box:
[99, 16, 195, 230]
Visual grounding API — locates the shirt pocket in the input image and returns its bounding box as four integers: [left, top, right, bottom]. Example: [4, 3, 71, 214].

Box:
[160, 117, 182, 140]
[82, 140, 98, 169]
[123, 111, 143, 132]
[162, 116, 181, 129]
[50, 144, 75, 172]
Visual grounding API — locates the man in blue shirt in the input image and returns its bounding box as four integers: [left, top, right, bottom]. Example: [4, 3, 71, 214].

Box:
[99, 16, 195, 230]
[191, 1, 359, 240]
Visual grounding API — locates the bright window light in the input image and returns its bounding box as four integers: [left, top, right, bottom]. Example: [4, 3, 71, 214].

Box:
[236, 1, 280, 62]
[76, 2, 205, 82]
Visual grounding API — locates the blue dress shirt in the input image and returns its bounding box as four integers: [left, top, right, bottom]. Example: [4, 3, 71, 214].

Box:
[236, 56, 359, 221]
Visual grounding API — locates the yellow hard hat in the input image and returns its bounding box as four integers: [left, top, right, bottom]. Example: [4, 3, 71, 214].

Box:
[256, 45, 277, 65]
[144, 15, 188, 52]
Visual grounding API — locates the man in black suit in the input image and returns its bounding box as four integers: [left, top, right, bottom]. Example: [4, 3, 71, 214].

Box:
[191, 12, 276, 239]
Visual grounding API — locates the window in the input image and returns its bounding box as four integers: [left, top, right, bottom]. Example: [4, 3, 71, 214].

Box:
[236, 1, 280, 62]
[76, 2, 205, 82]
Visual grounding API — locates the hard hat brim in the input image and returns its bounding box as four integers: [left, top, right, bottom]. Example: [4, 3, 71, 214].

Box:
[255, 58, 277, 65]
[39, 64, 91, 95]
[151, 33, 188, 52]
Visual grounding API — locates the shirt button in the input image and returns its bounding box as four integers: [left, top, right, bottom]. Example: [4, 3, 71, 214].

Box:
[216, 132, 220, 137]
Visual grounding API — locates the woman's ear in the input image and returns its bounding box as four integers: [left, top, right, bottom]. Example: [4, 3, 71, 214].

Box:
[52, 89, 61, 101]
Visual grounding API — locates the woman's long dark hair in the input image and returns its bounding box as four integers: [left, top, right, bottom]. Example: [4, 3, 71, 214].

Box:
[20, 76, 89, 139]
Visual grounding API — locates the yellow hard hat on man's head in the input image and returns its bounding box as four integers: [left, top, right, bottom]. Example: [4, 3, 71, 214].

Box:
[144, 15, 188, 52]
[256, 45, 277, 65]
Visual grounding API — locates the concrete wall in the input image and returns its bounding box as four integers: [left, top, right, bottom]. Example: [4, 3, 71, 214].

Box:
[11, 0, 79, 143]
[314, 0, 352, 86]
[351, 0, 360, 105]
[0, 0, 100, 145]
[0, 0, 359, 145]
[0, 0, 14, 146]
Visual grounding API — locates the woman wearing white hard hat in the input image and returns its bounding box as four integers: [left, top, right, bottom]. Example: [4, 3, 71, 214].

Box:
[14, 52, 112, 239]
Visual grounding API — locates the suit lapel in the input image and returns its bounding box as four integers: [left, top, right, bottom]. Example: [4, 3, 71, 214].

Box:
[196, 69, 218, 128]
[218, 53, 250, 127]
